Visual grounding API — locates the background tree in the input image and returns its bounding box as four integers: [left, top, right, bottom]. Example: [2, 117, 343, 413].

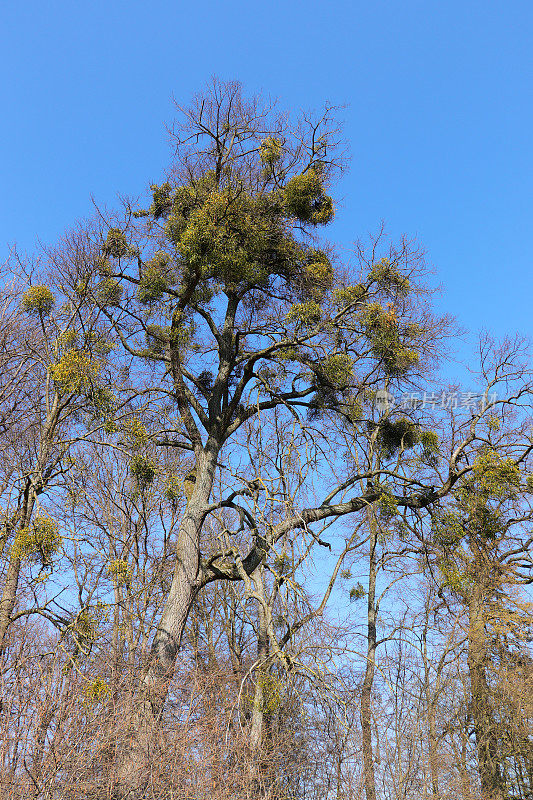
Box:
[0, 248, 118, 655]
[428, 411, 533, 800]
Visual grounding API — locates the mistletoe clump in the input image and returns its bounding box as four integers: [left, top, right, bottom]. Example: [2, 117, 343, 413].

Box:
[377, 489, 398, 520]
[11, 528, 40, 561]
[87, 387, 116, 422]
[434, 451, 517, 550]
[272, 552, 292, 576]
[360, 303, 419, 376]
[299, 249, 334, 298]
[319, 353, 354, 387]
[130, 454, 157, 489]
[164, 475, 182, 503]
[102, 227, 130, 259]
[138, 252, 174, 304]
[349, 583, 366, 602]
[21, 285, 55, 316]
[51, 349, 100, 394]
[470, 504, 506, 540]
[84, 677, 109, 705]
[287, 300, 322, 326]
[87, 329, 114, 354]
[95, 256, 112, 276]
[275, 346, 299, 362]
[163, 173, 217, 239]
[432, 509, 464, 549]
[97, 278, 123, 307]
[282, 169, 334, 225]
[369, 257, 410, 295]
[341, 395, 363, 424]
[260, 136, 282, 166]
[57, 328, 77, 348]
[378, 417, 419, 458]
[438, 557, 470, 596]
[420, 429, 440, 455]
[419, 429, 440, 465]
[75, 610, 99, 644]
[12, 516, 61, 565]
[470, 449, 521, 501]
[122, 417, 148, 448]
[107, 558, 132, 586]
[148, 181, 173, 219]
[169, 319, 196, 354]
[333, 284, 367, 308]
[305, 251, 333, 281]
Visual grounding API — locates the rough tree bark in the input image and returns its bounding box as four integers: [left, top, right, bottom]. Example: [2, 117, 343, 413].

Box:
[115, 442, 220, 795]
[467, 583, 505, 800]
[361, 513, 378, 800]
[248, 568, 270, 799]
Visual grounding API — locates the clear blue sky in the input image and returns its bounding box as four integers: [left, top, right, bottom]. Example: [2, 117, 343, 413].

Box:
[2, 0, 532, 345]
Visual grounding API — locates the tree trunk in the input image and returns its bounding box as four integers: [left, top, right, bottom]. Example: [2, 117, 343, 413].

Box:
[246, 568, 270, 799]
[421, 619, 441, 798]
[426, 694, 440, 798]
[361, 514, 378, 800]
[0, 489, 37, 652]
[467, 585, 505, 800]
[0, 553, 22, 651]
[114, 443, 219, 797]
